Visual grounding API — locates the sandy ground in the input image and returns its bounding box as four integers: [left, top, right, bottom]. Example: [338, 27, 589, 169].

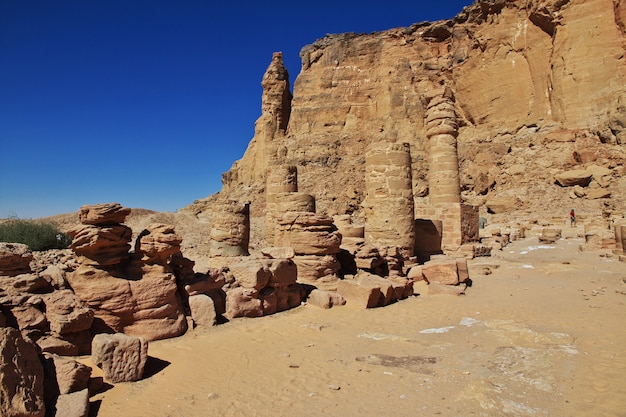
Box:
[85, 237, 626, 417]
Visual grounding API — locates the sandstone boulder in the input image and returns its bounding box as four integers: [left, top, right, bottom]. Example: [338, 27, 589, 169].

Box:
[53, 388, 89, 417]
[0, 327, 45, 417]
[0, 242, 33, 276]
[336, 279, 383, 309]
[554, 169, 593, 187]
[183, 268, 226, 296]
[224, 287, 264, 319]
[43, 290, 94, 335]
[292, 255, 341, 285]
[485, 195, 520, 214]
[586, 188, 611, 199]
[260, 246, 295, 259]
[227, 258, 271, 290]
[67, 224, 132, 266]
[42, 353, 91, 395]
[1, 273, 51, 294]
[137, 223, 182, 265]
[67, 262, 187, 341]
[78, 202, 130, 226]
[223, 258, 303, 319]
[91, 333, 148, 383]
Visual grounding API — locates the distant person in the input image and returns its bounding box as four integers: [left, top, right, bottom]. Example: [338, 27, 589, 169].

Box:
[570, 209, 576, 227]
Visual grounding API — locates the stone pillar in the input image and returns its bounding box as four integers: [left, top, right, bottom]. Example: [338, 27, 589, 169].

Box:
[210, 200, 250, 257]
[363, 142, 415, 258]
[413, 87, 478, 254]
[425, 88, 461, 205]
[265, 165, 316, 245]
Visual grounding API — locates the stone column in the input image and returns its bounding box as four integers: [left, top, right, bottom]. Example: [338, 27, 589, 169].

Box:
[210, 200, 250, 257]
[363, 142, 415, 258]
[265, 165, 316, 245]
[266, 164, 298, 194]
[413, 87, 478, 254]
[425, 88, 461, 204]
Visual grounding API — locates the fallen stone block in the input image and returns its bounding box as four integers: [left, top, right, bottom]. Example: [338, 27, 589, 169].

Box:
[91, 333, 148, 383]
[336, 279, 383, 309]
[53, 388, 89, 417]
[355, 272, 394, 306]
[42, 353, 91, 395]
[307, 289, 346, 309]
[189, 294, 217, 327]
[421, 258, 459, 285]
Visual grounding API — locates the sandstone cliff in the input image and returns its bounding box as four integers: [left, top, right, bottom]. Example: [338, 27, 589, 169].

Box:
[191, 0, 626, 240]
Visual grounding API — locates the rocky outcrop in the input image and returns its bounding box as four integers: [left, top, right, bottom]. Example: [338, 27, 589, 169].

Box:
[66, 204, 188, 341]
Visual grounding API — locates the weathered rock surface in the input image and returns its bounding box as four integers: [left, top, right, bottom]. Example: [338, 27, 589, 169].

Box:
[67, 224, 132, 266]
[306, 289, 346, 309]
[91, 333, 148, 383]
[42, 290, 94, 335]
[42, 353, 91, 396]
[137, 223, 183, 265]
[67, 262, 188, 341]
[0, 327, 45, 417]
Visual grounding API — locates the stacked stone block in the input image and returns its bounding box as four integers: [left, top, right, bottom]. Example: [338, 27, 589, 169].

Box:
[275, 212, 342, 286]
[265, 165, 315, 245]
[415, 87, 478, 254]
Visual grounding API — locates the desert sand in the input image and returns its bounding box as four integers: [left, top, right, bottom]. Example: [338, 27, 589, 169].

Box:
[85, 236, 626, 417]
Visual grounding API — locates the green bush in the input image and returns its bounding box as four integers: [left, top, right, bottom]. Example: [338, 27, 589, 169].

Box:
[0, 219, 71, 251]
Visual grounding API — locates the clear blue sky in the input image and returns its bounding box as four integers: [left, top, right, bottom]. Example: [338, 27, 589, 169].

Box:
[1, 0, 472, 219]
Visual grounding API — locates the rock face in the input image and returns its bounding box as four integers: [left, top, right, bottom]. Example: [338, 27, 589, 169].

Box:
[203, 0, 625, 236]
